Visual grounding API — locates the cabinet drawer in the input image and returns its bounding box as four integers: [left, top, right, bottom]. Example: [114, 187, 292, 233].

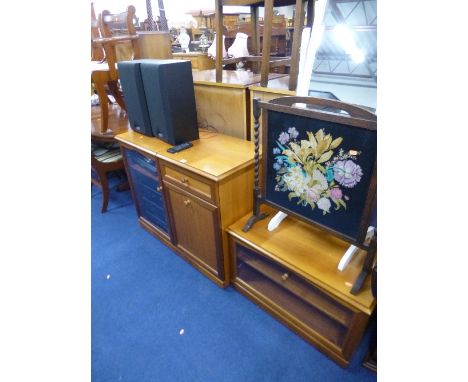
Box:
[160, 162, 216, 204]
[234, 243, 355, 349]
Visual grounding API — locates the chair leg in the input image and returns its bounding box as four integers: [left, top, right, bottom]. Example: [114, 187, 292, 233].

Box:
[108, 80, 127, 112]
[117, 181, 130, 191]
[100, 175, 110, 213]
[93, 79, 109, 134]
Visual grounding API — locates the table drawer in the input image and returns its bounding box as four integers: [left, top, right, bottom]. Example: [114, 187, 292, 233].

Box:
[160, 161, 216, 204]
[234, 242, 355, 349]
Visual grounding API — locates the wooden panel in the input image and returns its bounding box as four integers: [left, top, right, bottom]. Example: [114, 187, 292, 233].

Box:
[160, 160, 217, 204]
[218, 166, 254, 230]
[194, 84, 248, 139]
[172, 52, 216, 71]
[115, 42, 135, 61]
[165, 183, 222, 277]
[137, 31, 172, 59]
[218, 164, 254, 282]
[236, 244, 355, 327]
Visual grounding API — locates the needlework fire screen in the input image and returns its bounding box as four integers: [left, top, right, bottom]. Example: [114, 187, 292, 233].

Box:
[261, 97, 377, 245]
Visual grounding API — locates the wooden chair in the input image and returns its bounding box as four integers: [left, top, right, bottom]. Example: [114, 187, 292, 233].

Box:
[91, 5, 141, 134]
[91, 142, 126, 213]
[91, 2, 104, 61]
[214, 0, 313, 90]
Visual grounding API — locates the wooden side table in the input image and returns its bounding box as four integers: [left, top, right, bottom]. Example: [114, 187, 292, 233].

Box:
[227, 205, 376, 367]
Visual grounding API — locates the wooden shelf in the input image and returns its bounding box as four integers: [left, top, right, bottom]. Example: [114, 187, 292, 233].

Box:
[228, 205, 375, 314]
[91, 104, 129, 142]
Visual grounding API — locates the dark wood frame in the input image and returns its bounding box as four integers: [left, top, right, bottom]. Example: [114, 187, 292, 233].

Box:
[244, 96, 377, 294]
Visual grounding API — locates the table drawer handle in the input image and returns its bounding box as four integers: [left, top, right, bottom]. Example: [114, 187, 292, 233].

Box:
[181, 177, 189, 184]
[281, 273, 289, 281]
[183, 199, 191, 206]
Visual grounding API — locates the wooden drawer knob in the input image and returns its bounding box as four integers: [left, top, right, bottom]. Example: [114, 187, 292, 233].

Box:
[156, 186, 163, 192]
[181, 177, 189, 184]
[281, 273, 289, 281]
[183, 199, 191, 206]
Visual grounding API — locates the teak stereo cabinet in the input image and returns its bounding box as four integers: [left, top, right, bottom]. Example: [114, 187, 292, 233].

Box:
[228, 206, 375, 367]
[116, 130, 255, 287]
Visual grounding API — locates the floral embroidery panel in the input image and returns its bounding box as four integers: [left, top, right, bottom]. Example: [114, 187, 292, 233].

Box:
[273, 127, 363, 215]
[264, 111, 377, 241]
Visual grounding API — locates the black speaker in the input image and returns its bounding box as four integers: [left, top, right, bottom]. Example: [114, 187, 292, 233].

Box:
[140, 60, 199, 145]
[117, 60, 154, 136]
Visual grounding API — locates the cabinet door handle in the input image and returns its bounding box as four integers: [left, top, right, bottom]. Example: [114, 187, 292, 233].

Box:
[156, 186, 163, 192]
[183, 199, 191, 206]
[181, 177, 189, 184]
[281, 273, 289, 281]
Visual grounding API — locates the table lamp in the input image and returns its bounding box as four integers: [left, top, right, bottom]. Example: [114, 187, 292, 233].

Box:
[227, 32, 249, 70]
[207, 34, 227, 59]
[178, 27, 191, 53]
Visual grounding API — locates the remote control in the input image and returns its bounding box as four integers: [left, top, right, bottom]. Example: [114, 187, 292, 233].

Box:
[167, 142, 193, 153]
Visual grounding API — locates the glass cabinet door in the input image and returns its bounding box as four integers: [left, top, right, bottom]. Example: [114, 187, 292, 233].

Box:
[123, 147, 170, 236]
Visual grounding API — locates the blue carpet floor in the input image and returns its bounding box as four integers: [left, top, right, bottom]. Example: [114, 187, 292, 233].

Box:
[92, 177, 377, 382]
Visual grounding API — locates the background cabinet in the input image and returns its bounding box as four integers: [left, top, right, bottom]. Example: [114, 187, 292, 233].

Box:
[172, 52, 215, 71]
[192, 69, 287, 140]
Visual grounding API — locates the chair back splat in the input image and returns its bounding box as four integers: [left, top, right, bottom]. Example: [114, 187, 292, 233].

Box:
[91, 5, 141, 134]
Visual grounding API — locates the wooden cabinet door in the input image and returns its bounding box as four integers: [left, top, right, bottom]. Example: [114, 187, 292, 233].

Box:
[165, 182, 223, 278]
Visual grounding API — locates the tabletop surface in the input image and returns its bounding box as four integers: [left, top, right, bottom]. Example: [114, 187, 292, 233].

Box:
[192, 69, 286, 87]
[116, 129, 256, 181]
